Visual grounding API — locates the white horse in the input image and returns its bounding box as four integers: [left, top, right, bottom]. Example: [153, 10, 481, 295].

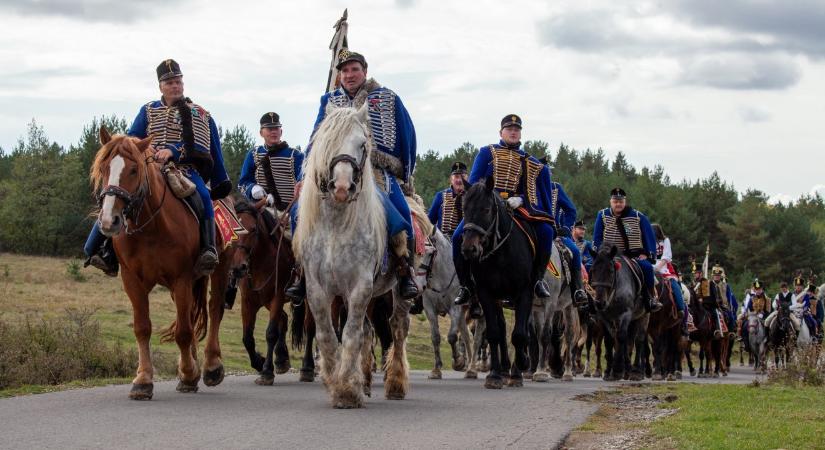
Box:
[746, 311, 768, 373]
[417, 228, 474, 380]
[531, 243, 581, 382]
[293, 104, 410, 408]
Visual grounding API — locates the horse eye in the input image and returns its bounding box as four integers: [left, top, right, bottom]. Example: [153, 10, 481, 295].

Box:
[130, 168, 137, 175]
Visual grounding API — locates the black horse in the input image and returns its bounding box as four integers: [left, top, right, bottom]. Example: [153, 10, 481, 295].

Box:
[458, 177, 547, 389]
[589, 245, 648, 381]
[769, 302, 795, 368]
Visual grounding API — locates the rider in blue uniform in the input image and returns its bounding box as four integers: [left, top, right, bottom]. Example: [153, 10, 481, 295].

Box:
[572, 220, 596, 274]
[289, 50, 418, 300]
[428, 161, 468, 240]
[84, 59, 231, 277]
[592, 188, 663, 312]
[453, 114, 557, 306]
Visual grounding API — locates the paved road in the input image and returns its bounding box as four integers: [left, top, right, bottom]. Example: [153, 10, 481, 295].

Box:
[0, 368, 757, 449]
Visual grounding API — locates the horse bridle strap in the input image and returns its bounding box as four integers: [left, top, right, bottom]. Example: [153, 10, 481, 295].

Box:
[319, 144, 369, 201]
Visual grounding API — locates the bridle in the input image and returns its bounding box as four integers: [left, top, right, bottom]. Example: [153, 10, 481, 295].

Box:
[463, 191, 514, 262]
[97, 153, 167, 235]
[590, 259, 618, 307]
[319, 143, 369, 203]
[233, 204, 292, 293]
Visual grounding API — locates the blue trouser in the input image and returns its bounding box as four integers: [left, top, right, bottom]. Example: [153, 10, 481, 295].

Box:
[289, 173, 411, 241]
[452, 218, 555, 262]
[560, 237, 582, 270]
[636, 258, 655, 291]
[84, 170, 212, 257]
[669, 278, 686, 312]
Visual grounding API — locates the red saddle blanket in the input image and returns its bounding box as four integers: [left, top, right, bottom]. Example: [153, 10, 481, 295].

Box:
[214, 199, 246, 250]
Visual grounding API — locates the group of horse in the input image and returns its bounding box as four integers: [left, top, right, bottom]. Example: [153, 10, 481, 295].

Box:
[91, 102, 816, 409]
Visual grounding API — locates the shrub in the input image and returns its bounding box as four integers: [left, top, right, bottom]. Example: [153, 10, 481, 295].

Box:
[65, 260, 87, 282]
[767, 345, 824, 387]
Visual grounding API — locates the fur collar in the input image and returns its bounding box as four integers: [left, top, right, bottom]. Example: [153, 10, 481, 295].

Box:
[265, 141, 290, 153]
[347, 78, 382, 108]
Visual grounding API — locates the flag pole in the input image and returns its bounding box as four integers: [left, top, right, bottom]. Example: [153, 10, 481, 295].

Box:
[326, 9, 349, 93]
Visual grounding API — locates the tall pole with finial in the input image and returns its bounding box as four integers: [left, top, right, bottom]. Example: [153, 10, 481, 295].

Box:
[326, 9, 349, 93]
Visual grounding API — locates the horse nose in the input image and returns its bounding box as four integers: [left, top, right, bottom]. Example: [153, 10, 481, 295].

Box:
[111, 215, 121, 227]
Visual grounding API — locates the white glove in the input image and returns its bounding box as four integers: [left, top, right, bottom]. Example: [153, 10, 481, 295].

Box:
[266, 193, 275, 207]
[251, 185, 265, 200]
[506, 196, 523, 209]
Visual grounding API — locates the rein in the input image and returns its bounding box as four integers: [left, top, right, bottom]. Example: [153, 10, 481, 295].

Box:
[464, 192, 514, 262]
[97, 155, 168, 235]
[236, 203, 293, 293]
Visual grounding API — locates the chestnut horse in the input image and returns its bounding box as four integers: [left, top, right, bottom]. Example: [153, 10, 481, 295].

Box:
[91, 127, 225, 399]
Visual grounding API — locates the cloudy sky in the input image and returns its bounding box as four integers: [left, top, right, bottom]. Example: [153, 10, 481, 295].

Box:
[2, 0, 823, 203]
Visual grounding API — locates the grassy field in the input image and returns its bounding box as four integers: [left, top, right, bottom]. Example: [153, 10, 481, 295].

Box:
[0, 252, 463, 386]
[649, 383, 825, 450]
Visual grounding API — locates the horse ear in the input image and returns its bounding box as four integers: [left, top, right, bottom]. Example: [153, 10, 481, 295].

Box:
[135, 135, 153, 152]
[609, 245, 618, 259]
[462, 178, 472, 191]
[484, 176, 494, 192]
[99, 125, 112, 145]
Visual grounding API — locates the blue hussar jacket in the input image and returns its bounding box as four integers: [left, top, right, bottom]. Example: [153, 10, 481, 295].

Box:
[592, 206, 656, 259]
[306, 79, 416, 182]
[238, 144, 304, 203]
[128, 99, 228, 186]
[547, 181, 577, 232]
[468, 140, 554, 217]
[428, 187, 463, 235]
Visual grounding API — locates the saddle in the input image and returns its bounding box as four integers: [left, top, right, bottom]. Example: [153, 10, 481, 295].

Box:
[619, 255, 644, 289]
[180, 197, 245, 250]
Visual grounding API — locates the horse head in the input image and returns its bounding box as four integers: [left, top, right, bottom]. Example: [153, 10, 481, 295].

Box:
[90, 126, 152, 237]
[589, 244, 619, 310]
[313, 102, 371, 204]
[460, 176, 501, 261]
[230, 199, 261, 278]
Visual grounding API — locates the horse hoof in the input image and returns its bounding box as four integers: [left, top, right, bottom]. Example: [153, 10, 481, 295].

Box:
[690, 369, 697, 377]
[674, 371, 682, 380]
[255, 374, 275, 386]
[452, 358, 467, 372]
[274, 362, 291, 375]
[722, 372, 728, 377]
[629, 373, 643, 382]
[363, 385, 371, 397]
[485, 376, 504, 389]
[299, 369, 315, 382]
[594, 370, 602, 378]
[129, 383, 153, 400]
[652, 373, 663, 381]
[428, 369, 442, 380]
[583, 371, 592, 378]
[385, 391, 406, 400]
[666, 374, 676, 382]
[533, 372, 550, 383]
[523, 371, 533, 380]
[507, 377, 524, 388]
[176, 379, 199, 393]
[465, 370, 478, 379]
[562, 373, 574, 382]
[712, 373, 719, 378]
[203, 365, 225, 387]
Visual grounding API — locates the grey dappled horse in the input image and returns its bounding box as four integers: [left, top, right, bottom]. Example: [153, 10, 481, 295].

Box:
[746, 311, 768, 373]
[530, 242, 581, 382]
[293, 104, 410, 408]
[417, 229, 474, 380]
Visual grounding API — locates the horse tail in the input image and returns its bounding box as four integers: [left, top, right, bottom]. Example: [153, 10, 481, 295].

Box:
[159, 276, 209, 344]
[291, 300, 306, 351]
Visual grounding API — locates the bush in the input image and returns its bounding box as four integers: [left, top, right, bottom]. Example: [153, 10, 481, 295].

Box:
[65, 260, 87, 282]
[0, 309, 174, 390]
[767, 345, 824, 387]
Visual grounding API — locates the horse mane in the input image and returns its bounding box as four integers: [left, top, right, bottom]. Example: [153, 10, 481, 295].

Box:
[89, 134, 148, 192]
[233, 197, 259, 219]
[293, 106, 386, 261]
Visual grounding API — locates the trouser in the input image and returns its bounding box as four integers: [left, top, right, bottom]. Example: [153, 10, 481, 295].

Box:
[635, 258, 655, 291]
[559, 237, 582, 272]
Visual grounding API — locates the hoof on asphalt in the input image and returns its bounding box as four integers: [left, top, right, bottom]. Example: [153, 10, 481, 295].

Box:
[593, 370, 602, 378]
[562, 373, 574, 382]
[652, 373, 663, 381]
[484, 376, 503, 389]
[452, 358, 467, 372]
[722, 372, 728, 377]
[428, 369, 442, 380]
[255, 374, 275, 386]
[464, 370, 478, 379]
[666, 373, 676, 382]
[176, 379, 199, 393]
[523, 371, 533, 380]
[532, 372, 550, 383]
[583, 371, 592, 378]
[203, 365, 225, 387]
[299, 369, 315, 382]
[129, 383, 153, 400]
[363, 385, 371, 397]
[507, 377, 523, 388]
[385, 390, 406, 400]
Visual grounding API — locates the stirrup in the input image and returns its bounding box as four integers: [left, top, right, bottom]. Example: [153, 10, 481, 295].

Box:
[454, 287, 472, 305]
[649, 298, 663, 312]
[573, 289, 588, 306]
[87, 254, 118, 277]
[195, 248, 218, 276]
[399, 277, 418, 300]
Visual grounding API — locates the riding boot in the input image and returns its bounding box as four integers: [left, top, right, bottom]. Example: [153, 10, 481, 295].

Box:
[534, 280, 552, 298]
[647, 284, 663, 312]
[409, 296, 424, 315]
[712, 309, 723, 339]
[396, 241, 419, 300]
[85, 238, 118, 277]
[568, 262, 588, 307]
[195, 217, 219, 277]
[285, 266, 306, 306]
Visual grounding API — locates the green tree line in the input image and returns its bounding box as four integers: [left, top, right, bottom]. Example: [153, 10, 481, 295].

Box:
[1, 118, 823, 296]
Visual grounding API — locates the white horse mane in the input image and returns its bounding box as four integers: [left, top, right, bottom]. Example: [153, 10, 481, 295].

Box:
[293, 105, 387, 262]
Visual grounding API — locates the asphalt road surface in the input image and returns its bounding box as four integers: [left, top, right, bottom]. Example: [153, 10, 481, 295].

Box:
[0, 368, 757, 449]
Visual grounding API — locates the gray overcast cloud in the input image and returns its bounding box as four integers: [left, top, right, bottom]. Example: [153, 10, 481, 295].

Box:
[1, 0, 823, 203]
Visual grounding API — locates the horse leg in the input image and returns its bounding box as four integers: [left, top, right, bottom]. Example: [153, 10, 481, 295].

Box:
[124, 275, 153, 400]
[508, 292, 531, 387]
[255, 312, 279, 386]
[562, 306, 577, 381]
[241, 298, 264, 373]
[456, 308, 474, 374]
[448, 306, 466, 371]
[602, 330, 614, 381]
[300, 309, 317, 382]
[307, 290, 338, 395]
[531, 307, 547, 382]
[274, 308, 291, 374]
[360, 317, 374, 398]
[466, 317, 483, 379]
[172, 279, 200, 392]
[594, 327, 604, 379]
[479, 294, 504, 389]
[203, 265, 228, 387]
[385, 287, 411, 400]
[424, 302, 443, 379]
[329, 286, 370, 408]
